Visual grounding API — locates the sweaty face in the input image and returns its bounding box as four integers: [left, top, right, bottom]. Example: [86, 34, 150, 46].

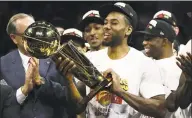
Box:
[142, 36, 164, 59]
[12, 17, 35, 54]
[84, 23, 104, 48]
[103, 11, 129, 47]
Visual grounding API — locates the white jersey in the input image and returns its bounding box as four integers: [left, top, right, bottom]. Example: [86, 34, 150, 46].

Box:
[179, 39, 192, 55]
[85, 47, 165, 118]
[154, 55, 192, 118]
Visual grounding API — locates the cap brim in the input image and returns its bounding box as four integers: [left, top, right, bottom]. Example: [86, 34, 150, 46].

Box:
[135, 31, 158, 40]
[99, 4, 127, 19]
[135, 31, 154, 36]
[79, 17, 104, 31]
[60, 35, 86, 44]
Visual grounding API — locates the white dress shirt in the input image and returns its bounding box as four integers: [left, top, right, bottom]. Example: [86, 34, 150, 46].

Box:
[16, 50, 31, 104]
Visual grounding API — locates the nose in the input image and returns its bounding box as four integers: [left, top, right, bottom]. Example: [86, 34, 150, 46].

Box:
[90, 29, 95, 36]
[104, 22, 111, 30]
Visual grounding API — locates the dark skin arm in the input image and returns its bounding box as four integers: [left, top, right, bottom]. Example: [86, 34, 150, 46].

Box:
[56, 57, 85, 114]
[103, 69, 166, 118]
[165, 73, 186, 112]
[175, 53, 192, 109]
[76, 81, 86, 118]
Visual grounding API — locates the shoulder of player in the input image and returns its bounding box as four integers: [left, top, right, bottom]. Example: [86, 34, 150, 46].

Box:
[85, 48, 107, 58]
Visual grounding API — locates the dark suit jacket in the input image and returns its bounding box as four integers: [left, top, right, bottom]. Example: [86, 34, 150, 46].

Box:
[0, 84, 20, 118]
[0, 49, 76, 118]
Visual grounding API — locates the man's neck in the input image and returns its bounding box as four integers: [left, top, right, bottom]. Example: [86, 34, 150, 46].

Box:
[107, 43, 130, 60]
[18, 48, 31, 57]
[91, 45, 105, 51]
[158, 48, 174, 60]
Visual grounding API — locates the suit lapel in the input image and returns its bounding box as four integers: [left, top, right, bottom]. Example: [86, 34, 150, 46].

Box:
[39, 58, 51, 77]
[11, 50, 26, 88]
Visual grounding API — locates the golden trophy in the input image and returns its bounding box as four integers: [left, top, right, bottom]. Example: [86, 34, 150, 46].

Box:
[22, 21, 111, 107]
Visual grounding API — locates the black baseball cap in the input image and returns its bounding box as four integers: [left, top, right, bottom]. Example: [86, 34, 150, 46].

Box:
[153, 10, 177, 27]
[79, 10, 104, 31]
[99, 2, 138, 30]
[137, 19, 176, 42]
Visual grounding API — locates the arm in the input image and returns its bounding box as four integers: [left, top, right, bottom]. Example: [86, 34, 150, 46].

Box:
[175, 75, 192, 109]
[76, 80, 87, 117]
[115, 90, 166, 118]
[175, 53, 192, 109]
[103, 69, 166, 118]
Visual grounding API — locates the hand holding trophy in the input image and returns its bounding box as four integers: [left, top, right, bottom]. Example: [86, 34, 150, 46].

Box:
[22, 21, 112, 106]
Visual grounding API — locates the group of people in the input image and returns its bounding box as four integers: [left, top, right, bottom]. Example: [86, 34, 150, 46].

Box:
[0, 2, 191, 118]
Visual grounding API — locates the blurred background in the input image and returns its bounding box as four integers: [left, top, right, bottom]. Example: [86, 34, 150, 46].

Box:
[0, 1, 191, 57]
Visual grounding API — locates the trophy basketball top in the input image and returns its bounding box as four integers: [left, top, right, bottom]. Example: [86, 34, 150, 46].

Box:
[23, 21, 61, 58]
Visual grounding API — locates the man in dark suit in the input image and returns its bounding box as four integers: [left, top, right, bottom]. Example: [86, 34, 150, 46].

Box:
[0, 84, 20, 118]
[0, 13, 83, 118]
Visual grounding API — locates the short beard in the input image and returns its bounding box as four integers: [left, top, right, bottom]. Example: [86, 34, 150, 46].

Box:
[103, 35, 122, 47]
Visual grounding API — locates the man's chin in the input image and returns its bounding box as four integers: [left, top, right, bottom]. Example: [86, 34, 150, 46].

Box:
[102, 40, 112, 46]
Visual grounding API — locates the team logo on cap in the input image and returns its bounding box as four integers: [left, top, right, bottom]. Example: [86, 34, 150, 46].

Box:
[149, 20, 157, 27]
[88, 12, 97, 17]
[157, 13, 169, 19]
[82, 10, 100, 20]
[63, 28, 83, 38]
[154, 10, 172, 19]
[147, 20, 157, 29]
[66, 32, 81, 38]
[154, 10, 176, 26]
[115, 2, 126, 7]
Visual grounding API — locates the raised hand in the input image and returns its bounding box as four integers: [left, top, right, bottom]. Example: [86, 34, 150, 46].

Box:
[21, 60, 36, 96]
[176, 52, 192, 81]
[55, 57, 76, 81]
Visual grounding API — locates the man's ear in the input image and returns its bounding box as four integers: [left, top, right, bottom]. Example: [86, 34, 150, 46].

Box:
[162, 38, 169, 46]
[126, 26, 133, 36]
[10, 34, 17, 44]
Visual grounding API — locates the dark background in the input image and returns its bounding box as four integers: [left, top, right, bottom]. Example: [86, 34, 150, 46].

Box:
[0, 1, 191, 57]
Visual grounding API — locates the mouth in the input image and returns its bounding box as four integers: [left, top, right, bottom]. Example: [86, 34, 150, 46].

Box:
[144, 48, 150, 53]
[104, 33, 111, 39]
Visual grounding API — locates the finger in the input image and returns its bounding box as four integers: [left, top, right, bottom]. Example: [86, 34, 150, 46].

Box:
[67, 65, 76, 73]
[176, 61, 186, 71]
[180, 55, 191, 67]
[63, 60, 75, 75]
[56, 57, 63, 69]
[29, 58, 37, 67]
[176, 62, 182, 69]
[59, 58, 70, 72]
[185, 55, 191, 62]
[176, 61, 189, 74]
[179, 54, 187, 61]
[176, 56, 185, 65]
[32, 57, 39, 66]
[103, 68, 113, 77]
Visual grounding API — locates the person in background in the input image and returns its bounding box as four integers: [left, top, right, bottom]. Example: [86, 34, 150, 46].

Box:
[61, 28, 88, 53]
[79, 10, 106, 52]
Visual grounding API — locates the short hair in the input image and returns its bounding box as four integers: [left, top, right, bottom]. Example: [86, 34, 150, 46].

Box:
[123, 14, 132, 27]
[6, 13, 34, 35]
